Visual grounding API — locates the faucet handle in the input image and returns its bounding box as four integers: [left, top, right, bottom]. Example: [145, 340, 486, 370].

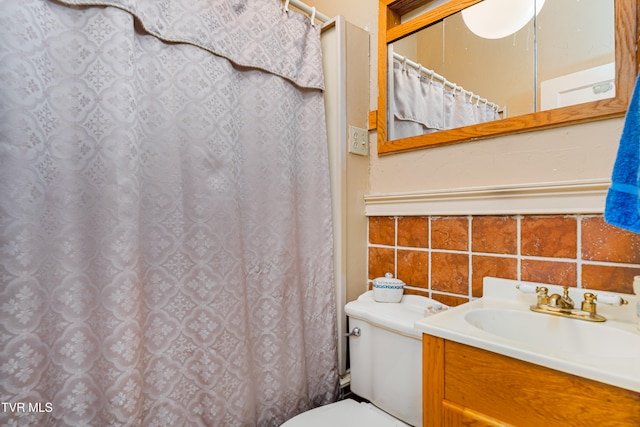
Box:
[595, 293, 628, 306]
[517, 284, 550, 305]
[581, 292, 627, 319]
[536, 287, 549, 306]
[516, 283, 539, 294]
[581, 292, 597, 315]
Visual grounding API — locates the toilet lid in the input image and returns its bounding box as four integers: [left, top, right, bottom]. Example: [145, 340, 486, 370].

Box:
[280, 399, 411, 427]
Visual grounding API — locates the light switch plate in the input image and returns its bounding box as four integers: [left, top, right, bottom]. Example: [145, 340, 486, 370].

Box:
[348, 125, 369, 156]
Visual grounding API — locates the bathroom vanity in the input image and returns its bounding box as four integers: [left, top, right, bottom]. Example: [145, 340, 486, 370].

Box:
[416, 278, 640, 426]
[422, 336, 640, 426]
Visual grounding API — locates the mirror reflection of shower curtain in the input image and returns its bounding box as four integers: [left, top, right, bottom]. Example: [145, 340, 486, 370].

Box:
[391, 59, 500, 138]
[0, 0, 338, 425]
[392, 60, 444, 139]
[444, 87, 476, 129]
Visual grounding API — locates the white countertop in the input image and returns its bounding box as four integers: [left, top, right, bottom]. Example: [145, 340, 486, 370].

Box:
[415, 277, 640, 393]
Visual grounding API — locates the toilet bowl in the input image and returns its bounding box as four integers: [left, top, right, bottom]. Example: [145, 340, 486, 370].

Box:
[281, 291, 446, 426]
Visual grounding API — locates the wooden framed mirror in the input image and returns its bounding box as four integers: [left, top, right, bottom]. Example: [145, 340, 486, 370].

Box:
[377, 0, 639, 154]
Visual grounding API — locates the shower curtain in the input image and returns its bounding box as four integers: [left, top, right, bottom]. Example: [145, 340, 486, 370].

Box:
[391, 59, 501, 139]
[0, 0, 338, 425]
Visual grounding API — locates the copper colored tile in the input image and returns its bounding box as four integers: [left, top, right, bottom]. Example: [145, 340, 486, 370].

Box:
[398, 217, 429, 248]
[431, 252, 469, 294]
[582, 216, 640, 264]
[398, 249, 429, 288]
[471, 255, 518, 297]
[431, 217, 468, 251]
[404, 288, 430, 298]
[582, 264, 640, 294]
[521, 216, 577, 258]
[369, 217, 395, 246]
[432, 293, 469, 307]
[472, 216, 517, 254]
[368, 247, 395, 281]
[521, 259, 577, 287]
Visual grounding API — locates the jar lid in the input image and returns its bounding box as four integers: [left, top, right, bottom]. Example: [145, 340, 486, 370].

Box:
[373, 273, 405, 287]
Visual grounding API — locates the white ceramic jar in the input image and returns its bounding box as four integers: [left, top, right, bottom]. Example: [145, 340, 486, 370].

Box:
[372, 273, 405, 303]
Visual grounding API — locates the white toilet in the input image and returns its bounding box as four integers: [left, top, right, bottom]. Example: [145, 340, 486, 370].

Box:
[282, 290, 445, 427]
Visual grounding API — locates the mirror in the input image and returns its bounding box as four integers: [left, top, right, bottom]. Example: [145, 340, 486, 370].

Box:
[377, 0, 638, 154]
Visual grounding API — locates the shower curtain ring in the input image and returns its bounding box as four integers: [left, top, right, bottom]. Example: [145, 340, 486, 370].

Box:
[284, 0, 290, 13]
[310, 7, 317, 26]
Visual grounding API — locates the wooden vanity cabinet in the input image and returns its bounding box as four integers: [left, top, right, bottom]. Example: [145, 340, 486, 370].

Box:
[423, 334, 640, 427]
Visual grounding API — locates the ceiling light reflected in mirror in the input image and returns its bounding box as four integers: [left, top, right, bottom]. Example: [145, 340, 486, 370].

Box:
[462, 0, 546, 39]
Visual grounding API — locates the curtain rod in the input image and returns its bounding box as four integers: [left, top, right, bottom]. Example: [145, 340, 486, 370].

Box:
[284, 0, 330, 23]
[393, 52, 501, 111]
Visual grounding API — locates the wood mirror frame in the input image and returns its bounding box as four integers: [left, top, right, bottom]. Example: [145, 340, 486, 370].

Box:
[377, 0, 639, 155]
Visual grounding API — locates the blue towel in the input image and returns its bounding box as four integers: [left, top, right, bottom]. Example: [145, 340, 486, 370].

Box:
[604, 75, 640, 233]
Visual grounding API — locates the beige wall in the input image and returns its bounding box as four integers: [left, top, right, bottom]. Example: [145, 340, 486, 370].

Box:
[370, 118, 622, 194]
[306, 0, 622, 195]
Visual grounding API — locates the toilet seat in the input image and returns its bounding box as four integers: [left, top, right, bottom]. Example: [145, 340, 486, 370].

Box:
[280, 398, 411, 427]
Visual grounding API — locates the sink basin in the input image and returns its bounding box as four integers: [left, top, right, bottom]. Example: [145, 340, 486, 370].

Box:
[464, 308, 640, 359]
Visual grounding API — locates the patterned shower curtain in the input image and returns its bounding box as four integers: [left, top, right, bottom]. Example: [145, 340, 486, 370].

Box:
[391, 58, 501, 139]
[0, 0, 338, 425]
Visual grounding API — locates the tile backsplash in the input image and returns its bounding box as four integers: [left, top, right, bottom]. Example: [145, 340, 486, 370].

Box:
[368, 215, 640, 307]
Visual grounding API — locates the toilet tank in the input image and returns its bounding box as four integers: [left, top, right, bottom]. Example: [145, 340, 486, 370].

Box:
[345, 291, 446, 427]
